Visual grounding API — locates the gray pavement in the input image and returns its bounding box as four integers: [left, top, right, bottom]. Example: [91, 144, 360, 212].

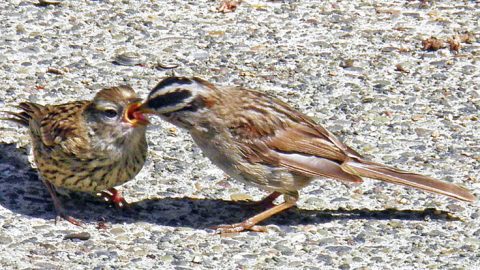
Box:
[0, 0, 479, 269]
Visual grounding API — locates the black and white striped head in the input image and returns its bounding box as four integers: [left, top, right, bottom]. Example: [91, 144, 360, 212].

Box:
[139, 76, 215, 115]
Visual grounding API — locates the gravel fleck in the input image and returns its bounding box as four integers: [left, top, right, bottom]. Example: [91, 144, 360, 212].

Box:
[64, 232, 91, 241]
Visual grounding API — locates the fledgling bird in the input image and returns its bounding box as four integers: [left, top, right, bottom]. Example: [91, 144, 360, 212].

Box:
[1, 86, 149, 225]
[138, 76, 476, 233]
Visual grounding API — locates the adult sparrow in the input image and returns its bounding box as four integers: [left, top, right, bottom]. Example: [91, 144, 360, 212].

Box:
[138, 76, 475, 233]
[2, 86, 149, 225]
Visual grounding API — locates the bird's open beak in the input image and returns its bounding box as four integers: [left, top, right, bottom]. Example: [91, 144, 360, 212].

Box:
[123, 102, 150, 127]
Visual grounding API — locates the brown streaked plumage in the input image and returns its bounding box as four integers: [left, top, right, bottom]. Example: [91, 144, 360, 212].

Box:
[1, 86, 149, 225]
[138, 76, 476, 234]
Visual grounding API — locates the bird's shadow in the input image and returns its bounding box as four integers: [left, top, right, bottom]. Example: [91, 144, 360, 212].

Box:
[0, 143, 459, 229]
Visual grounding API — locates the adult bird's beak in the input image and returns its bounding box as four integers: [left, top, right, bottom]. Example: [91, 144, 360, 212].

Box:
[136, 103, 157, 115]
[123, 102, 150, 127]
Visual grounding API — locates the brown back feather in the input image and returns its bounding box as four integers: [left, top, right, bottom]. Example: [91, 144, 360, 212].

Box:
[221, 88, 363, 183]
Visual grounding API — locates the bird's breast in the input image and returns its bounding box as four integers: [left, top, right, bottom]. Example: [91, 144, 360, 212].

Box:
[33, 139, 147, 193]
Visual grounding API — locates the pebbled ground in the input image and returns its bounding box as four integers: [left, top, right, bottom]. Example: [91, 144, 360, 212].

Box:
[0, 0, 479, 269]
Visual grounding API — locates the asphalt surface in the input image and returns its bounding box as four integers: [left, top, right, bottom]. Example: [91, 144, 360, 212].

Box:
[0, 0, 479, 269]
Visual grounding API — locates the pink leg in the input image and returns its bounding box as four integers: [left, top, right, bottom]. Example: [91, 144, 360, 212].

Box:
[41, 179, 82, 226]
[212, 200, 296, 234]
[249, 192, 282, 209]
[212, 192, 297, 234]
[99, 188, 129, 208]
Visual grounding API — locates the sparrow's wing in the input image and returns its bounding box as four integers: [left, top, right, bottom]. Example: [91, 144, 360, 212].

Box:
[3, 101, 91, 156]
[229, 90, 363, 183]
[37, 101, 93, 157]
[238, 126, 363, 183]
[231, 90, 475, 202]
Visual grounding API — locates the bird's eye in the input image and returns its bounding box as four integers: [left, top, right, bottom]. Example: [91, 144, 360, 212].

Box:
[103, 109, 118, 118]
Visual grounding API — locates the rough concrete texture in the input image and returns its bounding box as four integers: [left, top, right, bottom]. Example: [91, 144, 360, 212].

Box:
[0, 0, 479, 269]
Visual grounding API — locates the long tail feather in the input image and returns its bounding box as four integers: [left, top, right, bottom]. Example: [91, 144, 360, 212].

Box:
[341, 159, 476, 202]
[0, 102, 45, 127]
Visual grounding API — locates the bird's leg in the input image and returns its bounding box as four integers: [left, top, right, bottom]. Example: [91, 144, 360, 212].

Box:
[212, 192, 298, 234]
[109, 188, 129, 208]
[248, 191, 281, 209]
[41, 178, 82, 226]
[99, 188, 129, 208]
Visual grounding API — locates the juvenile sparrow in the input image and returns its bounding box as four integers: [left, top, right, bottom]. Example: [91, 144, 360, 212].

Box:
[2, 86, 149, 225]
[138, 76, 476, 233]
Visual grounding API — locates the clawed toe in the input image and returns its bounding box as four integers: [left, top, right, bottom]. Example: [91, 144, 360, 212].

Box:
[210, 223, 268, 234]
[210, 199, 296, 234]
[55, 212, 83, 227]
[114, 198, 129, 208]
[42, 179, 83, 226]
[98, 188, 130, 208]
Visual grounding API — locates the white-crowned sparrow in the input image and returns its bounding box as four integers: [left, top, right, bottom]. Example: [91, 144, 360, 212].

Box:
[138, 76, 475, 233]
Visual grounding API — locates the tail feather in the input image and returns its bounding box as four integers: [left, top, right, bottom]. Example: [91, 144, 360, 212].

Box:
[1, 102, 45, 127]
[342, 159, 476, 202]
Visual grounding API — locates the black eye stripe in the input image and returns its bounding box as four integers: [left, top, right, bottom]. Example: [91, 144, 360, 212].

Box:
[148, 89, 192, 109]
[150, 77, 193, 98]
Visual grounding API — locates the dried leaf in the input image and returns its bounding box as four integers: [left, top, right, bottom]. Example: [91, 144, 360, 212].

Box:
[422, 37, 445, 51]
[217, 0, 242, 13]
[395, 64, 409, 73]
[447, 36, 461, 52]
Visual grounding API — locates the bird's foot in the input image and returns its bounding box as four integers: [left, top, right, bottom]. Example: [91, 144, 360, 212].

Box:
[55, 211, 83, 227]
[211, 199, 296, 234]
[41, 179, 83, 226]
[210, 222, 267, 234]
[98, 188, 129, 208]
